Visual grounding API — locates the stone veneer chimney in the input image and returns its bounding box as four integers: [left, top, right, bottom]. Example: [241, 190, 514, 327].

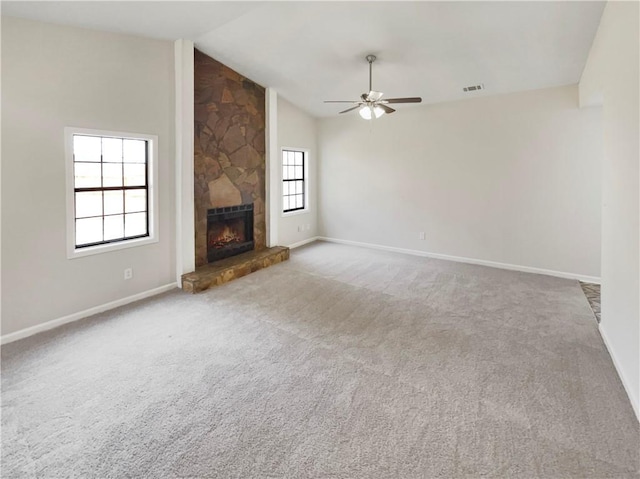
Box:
[193, 49, 266, 267]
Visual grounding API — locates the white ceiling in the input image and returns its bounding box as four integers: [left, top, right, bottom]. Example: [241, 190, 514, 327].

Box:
[2, 1, 605, 118]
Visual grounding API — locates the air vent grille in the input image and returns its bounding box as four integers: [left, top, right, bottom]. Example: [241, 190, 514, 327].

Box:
[463, 84, 484, 92]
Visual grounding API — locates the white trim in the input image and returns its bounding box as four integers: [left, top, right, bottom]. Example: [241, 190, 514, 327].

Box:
[287, 236, 320, 249]
[64, 127, 160, 259]
[282, 209, 311, 218]
[599, 323, 640, 421]
[266, 88, 279, 247]
[1, 283, 177, 345]
[317, 236, 601, 283]
[174, 39, 195, 283]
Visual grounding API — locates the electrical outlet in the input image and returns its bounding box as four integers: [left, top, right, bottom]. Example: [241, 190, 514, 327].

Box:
[124, 268, 133, 280]
[419, 232, 426, 240]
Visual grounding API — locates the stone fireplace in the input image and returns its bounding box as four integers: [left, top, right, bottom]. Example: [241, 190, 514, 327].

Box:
[207, 204, 254, 262]
[182, 48, 289, 294]
[193, 48, 266, 267]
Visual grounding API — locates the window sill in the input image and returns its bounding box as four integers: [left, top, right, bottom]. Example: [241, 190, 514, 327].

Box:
[282, 208, 310, 218]
[68, 235, 158, 259]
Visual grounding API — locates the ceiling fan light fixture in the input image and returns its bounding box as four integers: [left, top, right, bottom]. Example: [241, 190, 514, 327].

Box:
[359, 106, 372, 120]
[325, 54, 421, 118]
[359, 105, 385, 120]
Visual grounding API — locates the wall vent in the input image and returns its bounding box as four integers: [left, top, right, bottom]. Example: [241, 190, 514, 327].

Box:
[463, 84, 484, 92]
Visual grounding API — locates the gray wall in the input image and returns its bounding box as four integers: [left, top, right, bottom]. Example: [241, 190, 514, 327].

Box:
[580, 1, 640, 417]
[1, 17, 176, 335]
[277, 96, 318, 246]
[318, 84, 602, 279]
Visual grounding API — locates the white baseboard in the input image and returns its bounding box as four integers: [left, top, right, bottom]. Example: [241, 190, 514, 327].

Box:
[1, 283, 178, 345]
[287, 236, 320, 249]
[317, 236, 601, 284]
[598, 323, 640, 421]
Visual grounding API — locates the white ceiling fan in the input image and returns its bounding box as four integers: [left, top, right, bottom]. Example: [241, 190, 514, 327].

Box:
[324, 55, 422, 119]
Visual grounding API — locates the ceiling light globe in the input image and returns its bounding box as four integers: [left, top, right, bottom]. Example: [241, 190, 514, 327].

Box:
[359, 106, 372, 120]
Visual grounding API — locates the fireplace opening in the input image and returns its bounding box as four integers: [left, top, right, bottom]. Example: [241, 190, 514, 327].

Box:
[207, 204, 254, 262]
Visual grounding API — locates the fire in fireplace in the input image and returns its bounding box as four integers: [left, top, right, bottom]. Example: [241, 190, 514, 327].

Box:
[207, 204, 254, 262]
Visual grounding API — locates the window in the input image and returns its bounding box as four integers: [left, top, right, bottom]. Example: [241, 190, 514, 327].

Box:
[282, 149, 306, 213]
[66, 128, 158, 258]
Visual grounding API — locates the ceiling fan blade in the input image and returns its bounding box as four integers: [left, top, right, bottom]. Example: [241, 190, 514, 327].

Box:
[339, 105, 361, 114]
[384, 97, 422, 104]
[368, 90, 384, 101]
[377, 103, 395, 114]
[324, 100, 360, 103]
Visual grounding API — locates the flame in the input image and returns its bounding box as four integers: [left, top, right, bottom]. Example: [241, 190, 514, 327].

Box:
[209, 224, 243, 249]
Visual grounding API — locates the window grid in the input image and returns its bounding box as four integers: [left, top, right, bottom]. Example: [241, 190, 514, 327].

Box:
[282, 150, 305, 213]
[73, 135, 149, 248]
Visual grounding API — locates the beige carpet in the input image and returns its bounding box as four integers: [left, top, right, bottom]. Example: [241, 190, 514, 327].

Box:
[2, 242, 638, 478]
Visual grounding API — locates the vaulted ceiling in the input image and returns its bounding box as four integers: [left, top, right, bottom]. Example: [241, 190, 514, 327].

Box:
[3, 1, 605, 117]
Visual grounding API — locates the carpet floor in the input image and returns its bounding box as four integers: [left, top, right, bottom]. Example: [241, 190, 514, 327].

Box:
[2, 242, 638, 478]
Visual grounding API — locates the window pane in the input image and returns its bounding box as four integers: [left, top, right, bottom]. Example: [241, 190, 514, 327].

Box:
[295, 152, 303, 166]
[283, 196, 290, 211]
[104, 215, 124, 241]
[125, 189, 146, 213]
[296, 195, 303, 209]
[123, 139, 146, 163]
[69, 131, 155, 251]
[288, 151, 294, 165]
[103, 163, 123, 187]
[124, 163, 146, 186]
[74, 162, 101, 188]
[75, 191, 102, 218]
[295, 166, 303, 179]
[294, 181, 301, 194]
[76, 217, 102, 245]
[74, 135, 101, 162]
[104, 190, 124, 215]
[125, 212, 147, 237]
[283, 182, 289, 196]
[283, 165, 289, 180]
[289, 165, 295, 180]
[102, 138, 123, 163]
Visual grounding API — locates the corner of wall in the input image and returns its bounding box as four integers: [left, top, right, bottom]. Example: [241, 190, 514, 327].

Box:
[266, 88, 280, 247]
[174, 39, 195, 282]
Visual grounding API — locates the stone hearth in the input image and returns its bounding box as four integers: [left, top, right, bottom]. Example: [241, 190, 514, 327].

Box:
[181, 247, 289, 294]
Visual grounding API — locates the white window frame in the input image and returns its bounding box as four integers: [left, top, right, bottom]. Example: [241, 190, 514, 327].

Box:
[281, 147, 309, 217]
[65, 127, 159, 259]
